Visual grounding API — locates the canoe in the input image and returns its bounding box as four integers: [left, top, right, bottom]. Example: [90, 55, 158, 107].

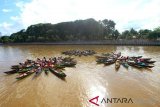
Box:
[130, 56, 142, 59]
[63, 57, 74, 61]
[96, 58, 108, 64]
[54, 64, 65, 69]
[137, 62, 154, 68]
[128, 62, 143, 68]
[16, 70, 35, 79]
[142, 60, 156, 64]
[115, 60, 120, 69]
[121, 62, 129, 68]
[35, 68, 42, 76]
[132, 64, 144, 68]
[104, 59, 116, 65]
[4, 70, 18, 74]
[49, 68, 66, 78]
[18, 68, 32, 73]
[11, 65, 33, 70]
[11, 66, 20, 69]
[60, 62, 76, 67]
[144, 65, 154, 68]
[11, 65, 19, 68]
[44, 68, 49, 75]
[138, 58, 151, 61]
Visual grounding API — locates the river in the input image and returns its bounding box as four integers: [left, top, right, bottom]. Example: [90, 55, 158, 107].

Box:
[0, 45, 160, 107]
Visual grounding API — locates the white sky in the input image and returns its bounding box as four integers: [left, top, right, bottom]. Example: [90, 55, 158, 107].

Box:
[1, 0, 160, 35]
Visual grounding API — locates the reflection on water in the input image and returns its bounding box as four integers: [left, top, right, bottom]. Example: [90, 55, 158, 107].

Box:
[0, 45, 160, 107]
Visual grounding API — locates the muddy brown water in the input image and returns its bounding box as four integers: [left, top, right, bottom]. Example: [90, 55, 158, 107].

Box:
[0, 45, 160, 107]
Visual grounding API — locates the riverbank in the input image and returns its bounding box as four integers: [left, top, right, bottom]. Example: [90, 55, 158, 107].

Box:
[0, 40, 160, 46]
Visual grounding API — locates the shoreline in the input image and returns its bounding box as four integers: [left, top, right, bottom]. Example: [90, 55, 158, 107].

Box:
[0, 40, 160, 46]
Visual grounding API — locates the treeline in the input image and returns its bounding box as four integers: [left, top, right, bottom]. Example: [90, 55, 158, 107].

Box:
[0, 18, 160, 43]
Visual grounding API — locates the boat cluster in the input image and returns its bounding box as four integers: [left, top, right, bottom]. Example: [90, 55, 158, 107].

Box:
[4, 51, 156, 80]
[96, 52, 155, 69]
[62, 50, 96, 56]
[4, 57, 77, 80]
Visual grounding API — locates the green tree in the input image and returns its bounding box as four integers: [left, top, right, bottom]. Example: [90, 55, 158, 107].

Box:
[138, 29, 151, 39]
[121, 30, 131, 39]
[147, 27, 160, 40]
[113, 30, 120, 39]
[102, 19, 116, 39]
[0, 36, 11, 43]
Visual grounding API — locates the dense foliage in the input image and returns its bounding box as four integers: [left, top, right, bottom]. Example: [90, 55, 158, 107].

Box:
[0, 18, 160, 43]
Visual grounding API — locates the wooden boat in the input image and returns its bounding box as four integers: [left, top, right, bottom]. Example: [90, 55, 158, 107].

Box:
[54, 64, 65, 69]
[96, 58, 108, 64]
[144, 65, 154, 68]
[49, 68, 66, 78]
[130, 56, 142, 59]
[35, 68, 42, 76]
[11, 65, 33, 70]
[139, 58, 152, 61]
[141, 60, 156, 64]
[11, 65, 19, 68]
[128, 61, 154, 68]
[4, 70, 18, 74]
[63, 57, 74, 61]
[11, 66, 20, 69]
[60, 62, 76, 67]
[18, 68, 32, 73]
[136, 62, 154, 68]
[16, 70, 35, 79]
[44, 68, 49, 75]
[115, 60, 120, 70]
[132, 64, 144, 68]
[104, 59, 116, 65]
[121, 61, 129, 68]
[128, 62, 143, 68]
[96, 52, 120, 59]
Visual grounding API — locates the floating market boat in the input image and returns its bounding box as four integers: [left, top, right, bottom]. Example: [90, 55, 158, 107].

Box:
[16, 70, 35, 79]
[4, 70, 18, 74]
[121, 61, 129, 68]
[43, 68, 49, 75]
[104, 59, 116, 65]
[4, 56, 76, 80]
[49, 68, 66, 78]
[136, 62, 154, 68]
[115, 60, 120, 70]
[62, 50, 96, 56]
[60, 62, 76, 67]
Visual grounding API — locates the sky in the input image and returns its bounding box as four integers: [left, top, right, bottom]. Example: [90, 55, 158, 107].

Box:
[0, 0, 160, 35]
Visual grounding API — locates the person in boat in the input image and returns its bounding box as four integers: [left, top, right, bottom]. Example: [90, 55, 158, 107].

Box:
[41, 57, 46, 63]
[36, 58, 41, 64]
[52, 57, 57, 64]
[139, 58, 144, 62]
[58, 57, 63, 62]
[19, 72, 27, 78]
[137, 59, 141, 63]
[48, 58, 54, 67]
[36, 66, 41, 74]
